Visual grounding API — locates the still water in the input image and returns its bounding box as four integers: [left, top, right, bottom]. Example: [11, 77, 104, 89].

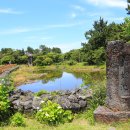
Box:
[18, 72, 84, 92]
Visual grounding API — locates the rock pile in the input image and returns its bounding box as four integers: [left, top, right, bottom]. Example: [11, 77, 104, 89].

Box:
[9, 88, 92, 113]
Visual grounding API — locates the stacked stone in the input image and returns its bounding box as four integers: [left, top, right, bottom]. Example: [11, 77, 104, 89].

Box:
[94, 40, 130, 123]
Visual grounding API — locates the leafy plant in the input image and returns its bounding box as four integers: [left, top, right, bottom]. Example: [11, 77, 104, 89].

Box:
[10, 112, 25, 127]
[36, 100, 73, 125]
[85, 82, 106, 125]
[0, 78, 15, 122]
[35, 90, 49, 97]
[67, 60, 77, 66]
[0, 80, 11, 121]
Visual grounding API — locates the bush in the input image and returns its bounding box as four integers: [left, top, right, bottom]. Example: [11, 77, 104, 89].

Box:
[0, 80, 11, 121]
[67, 60, 77, 66]
[35, 90, 49, 97]
[36, 100, 73, 125]
[43, 57, 53, 65]
[85, 82, 106, 125]
[10, 112, 25, 127]
[1, 55, 15, 64]
[0, 78, 14, 122]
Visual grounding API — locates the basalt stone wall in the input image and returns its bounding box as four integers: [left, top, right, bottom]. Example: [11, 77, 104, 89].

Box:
[106, 40, 130, 111]
[9, 88, 92, 113]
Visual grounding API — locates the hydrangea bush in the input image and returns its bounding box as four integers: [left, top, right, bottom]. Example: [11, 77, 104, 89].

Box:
[36, 100, 73, 125]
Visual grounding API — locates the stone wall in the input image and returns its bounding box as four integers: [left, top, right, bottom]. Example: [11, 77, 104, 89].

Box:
[106, 40, 130, 111]
[0, 66, 19, 78]
[94, 40, 130, 123]
[9, 88, 92, 113]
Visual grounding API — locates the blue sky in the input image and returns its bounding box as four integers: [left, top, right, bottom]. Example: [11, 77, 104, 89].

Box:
[0, 0, 127, 52]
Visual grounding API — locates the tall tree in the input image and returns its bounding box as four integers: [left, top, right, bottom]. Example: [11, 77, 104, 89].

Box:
[126, 0, 130, 14]
[27, 46, 34, 54]
[85, 17, 108, 49]
[52, 47, 61, 54]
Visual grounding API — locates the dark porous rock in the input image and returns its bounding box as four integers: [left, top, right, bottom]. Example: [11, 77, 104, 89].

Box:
[57, 96, 71, 109]
[76, 89, 92, 99]
[71, 88, 82, 95]
[94, 106, 130, 123]
[62, 90, 72, 95]
[9, 90, 34, 113]
[68, 95, 78, 103]
[10, 87, 91, 113]
[12, 100, 20, 109]
[79, 100, 87, 108]
[40, 94, 53, 101]
[9, 94, 21, 102]
[94, 41, 130, 123]
[23, 100, 33, 110]
[71, 103, 81, 111]
[32, 97, 42, 110]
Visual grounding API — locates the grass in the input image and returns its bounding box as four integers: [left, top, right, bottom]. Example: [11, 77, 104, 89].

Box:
[10, 65, 41, 86]
[1, 118, 130, 130]
[60, 63, 106, 73]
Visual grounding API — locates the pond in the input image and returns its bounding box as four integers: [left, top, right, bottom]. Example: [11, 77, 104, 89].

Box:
[18, 71, 85, 92]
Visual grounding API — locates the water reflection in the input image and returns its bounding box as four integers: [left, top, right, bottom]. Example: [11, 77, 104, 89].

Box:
[18, 72, 84, 92]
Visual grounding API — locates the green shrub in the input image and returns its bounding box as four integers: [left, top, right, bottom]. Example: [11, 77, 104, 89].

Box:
[36, 100, 73, 125]
[85, 109, 95, 125]
[85, 82, 106, 125]
[0, 80, 11, 121]
[10, 112, 25, 127]
[0, 78, 14, 123]
[35, 90, 49, 97]
[88, 83, 106, 110]
[67, 60, 77, 66]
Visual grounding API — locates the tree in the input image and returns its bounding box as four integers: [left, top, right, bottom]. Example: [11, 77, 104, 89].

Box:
[121, 17, 130, 42]
[52, 47, 61, 54]
[1, 48, 13, 55]
[39, 45, 51, 55]
[27, 46, 34, 54]
[85, 17, 108, 49]
[126, 0, 130, 14]
[1, 55, 15, 64]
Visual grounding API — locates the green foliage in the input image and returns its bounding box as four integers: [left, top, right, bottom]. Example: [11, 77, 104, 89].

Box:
[52, 47, 61, 54]
[10, 112, 25, 127]
[88, 84, 106, 110]
[44, 57, 53, 65]
[36, 100, 73, 125]
[0, 78, 14, 121]
[81, 18, 109, 65]
[121, 17, 130, 42]
[85, 109, 95, 125]
[1, 55, 15, 64]
[85, 82, 106, 125]
[0, 84, 10, 113]
[67, 60, 77, 66]
[35, 90, 49, 96]
[85, 17, 108, 49]
[126, 0, 130, 14]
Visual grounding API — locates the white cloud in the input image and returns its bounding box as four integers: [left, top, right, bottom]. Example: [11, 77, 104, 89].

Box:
[0, 21, 85, 35]
[24, 36, 52, 43]
[0, 8, 23, 14]
[70, 5, 85, 19]
[70, 12, 77, 19]
[46, 22, 85, 28]
[72, 5, 85, 12]
[0, 28, 31, 35]
[86, 0, 127, 8]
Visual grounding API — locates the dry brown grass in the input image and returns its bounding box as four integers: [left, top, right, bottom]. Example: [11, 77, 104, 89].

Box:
[10, 65, 41, 86]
